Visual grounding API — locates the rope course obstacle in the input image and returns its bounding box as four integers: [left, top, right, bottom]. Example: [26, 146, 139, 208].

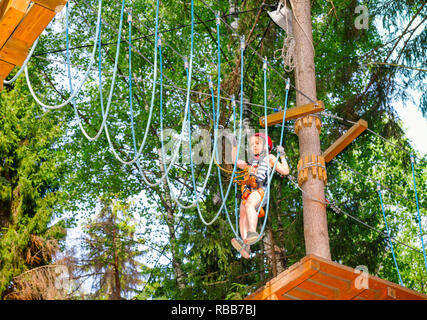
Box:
[1, 0, 426, 299]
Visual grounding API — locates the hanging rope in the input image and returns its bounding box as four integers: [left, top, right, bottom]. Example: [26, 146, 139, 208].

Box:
[249, 61, 291, 246]
[377, 183, 404, 286]
[66, 0, 118, 142]
[274, 35, 295, 72]
[273, 1, 295, 72]
[157, 1, 242, 220]
[3, 37, 39, 85]
[25, 0, 103, 110]
[210, 10, 239, 238]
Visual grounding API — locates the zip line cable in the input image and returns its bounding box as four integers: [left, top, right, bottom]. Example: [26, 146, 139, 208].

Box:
[32, 6, 263, 58]
[333, 158, 427, 214]
[321, 111, 421, 161]
[325, 193, 423, 254]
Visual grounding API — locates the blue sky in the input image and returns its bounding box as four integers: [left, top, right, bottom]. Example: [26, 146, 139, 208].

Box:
[394, 90, 427, 156]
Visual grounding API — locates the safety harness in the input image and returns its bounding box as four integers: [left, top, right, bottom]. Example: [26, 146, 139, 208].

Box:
[234, 154, 269, 218]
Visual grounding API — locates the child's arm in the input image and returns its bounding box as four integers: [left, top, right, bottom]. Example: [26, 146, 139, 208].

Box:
[269, 153, 289, 177]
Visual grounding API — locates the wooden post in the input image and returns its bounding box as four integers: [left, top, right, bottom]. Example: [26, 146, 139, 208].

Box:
[291, 0, 331, 260]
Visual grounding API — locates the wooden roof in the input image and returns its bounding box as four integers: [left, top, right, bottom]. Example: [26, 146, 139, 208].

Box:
[0, 0, 67, 91]
[246, 254, 427, 300]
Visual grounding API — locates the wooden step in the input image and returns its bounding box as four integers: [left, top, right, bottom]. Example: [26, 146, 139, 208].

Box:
[322, 119, 368, 163]
[259, 101, 324, 127]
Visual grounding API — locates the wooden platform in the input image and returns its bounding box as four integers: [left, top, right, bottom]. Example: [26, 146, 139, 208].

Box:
[246, 254, 427, 300]
[0, 0, 67, 90]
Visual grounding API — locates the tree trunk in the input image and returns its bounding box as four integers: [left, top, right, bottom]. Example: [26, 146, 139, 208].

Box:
[110, 206, 122, 300]
[291, 0, 331, 260]
[263, 226, 286, 277]
[157, 149, 186, 290]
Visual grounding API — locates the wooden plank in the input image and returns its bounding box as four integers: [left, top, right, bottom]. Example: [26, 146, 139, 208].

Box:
[0, 3, 55, 66]
[310, 271, 351, 292]
[259, 100, 325, 127]
[246, 254, 427, 300]
[287, 287, 326, 300]
[0, 0, 31, 48]
[245, 256, 319, 300]
[0, 58, 15, 78]
[298, 278, 339, 299]
[355, 288, 382, 300]
[322, 119, 368, 163]
[0, 58, 15, 90]
[32, 0, 67, 12]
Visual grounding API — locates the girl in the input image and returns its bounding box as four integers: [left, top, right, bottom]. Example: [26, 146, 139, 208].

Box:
[231, 132, 289, 259]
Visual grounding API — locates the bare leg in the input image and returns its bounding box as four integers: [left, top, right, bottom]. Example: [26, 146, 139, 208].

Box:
[239, 201, 248, 241]
[244, 191, 262, 233]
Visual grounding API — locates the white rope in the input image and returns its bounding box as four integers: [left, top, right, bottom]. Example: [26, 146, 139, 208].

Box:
[24, 0, 103, 110]
[3, 37, 40, 85]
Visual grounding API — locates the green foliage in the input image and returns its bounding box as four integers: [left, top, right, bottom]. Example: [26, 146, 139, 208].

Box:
[1, 0, 425, 300]
[68, 196, 147, 299]
[0, 73, 68, 297]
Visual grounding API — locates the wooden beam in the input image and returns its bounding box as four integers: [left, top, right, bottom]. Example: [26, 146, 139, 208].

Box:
[32, 0, 67, 12]
[0, 3, 56, 66]
[259, 100, 324, 127]
[0, 58, 15, 78]
[0, 0, 31, 49]
[0, 58, 15, 91]
[322, 119, 368, 163]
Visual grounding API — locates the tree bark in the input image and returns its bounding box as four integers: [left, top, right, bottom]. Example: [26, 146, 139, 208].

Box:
[157, 149, 186, 289]
[291, 0, 331, 260]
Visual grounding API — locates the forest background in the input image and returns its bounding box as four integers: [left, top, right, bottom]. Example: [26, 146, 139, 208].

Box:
[0, 0, 426, 300]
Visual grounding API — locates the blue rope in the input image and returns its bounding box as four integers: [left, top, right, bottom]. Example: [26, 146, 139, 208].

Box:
[66, 2, 73, 105]
[128, 6, 137, 158]
[250, 59, 290, 245]
[411, 154, 427, 273]
[207, 14, 244, 239]
[377, 183, 404, 285]
[211, 15, 240, 239]
[185, 61, 204, 213]
[126, 4, 146, 179]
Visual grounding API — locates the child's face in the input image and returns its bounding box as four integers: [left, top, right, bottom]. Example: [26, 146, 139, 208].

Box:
[249, 136, 263, 155]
